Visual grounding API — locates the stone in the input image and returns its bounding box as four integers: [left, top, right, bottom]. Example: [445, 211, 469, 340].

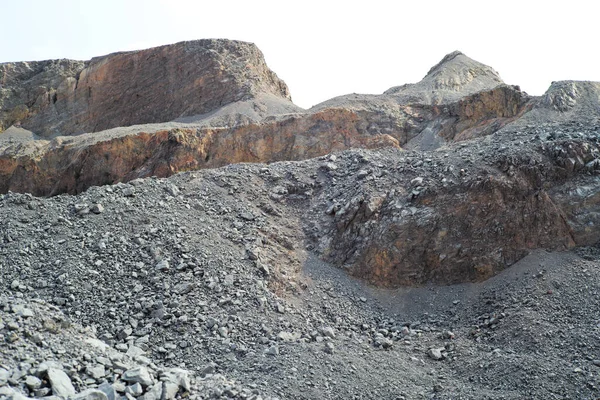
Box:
[126, 383, 143, 396]
[155, 260, 170, 271]
[427, 348, 445, 361]
[73, 389, 109, 400]
[165, 184, 180, 197]
[47, 367, 76, 397]
[140, 383, 163, 400]
[265, 345, 279, 356]
[86, 364, 106, 380]
[199, 363, 217, 378]
[97, 382, 118, 400]
[122, 366, 153, 387]
[163, 368, 190, 392]
[218, 326, 229, 337]
[11, 304, 34, 317]
[162, 382, 180, 400]
[0, 368, 9, 386]
[91, 204, 104, 214]
[320, 327, 336, 339]
[25, 375, 42, 389]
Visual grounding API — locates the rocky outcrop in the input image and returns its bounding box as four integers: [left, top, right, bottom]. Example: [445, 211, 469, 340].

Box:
[0, 39, 293, 137]
[3, 42, 600, 289]
[0, 47, 539, 195]
[0, 108, 398, 196]
[311, 51, 531, 150]
[307, 121, 600, 286]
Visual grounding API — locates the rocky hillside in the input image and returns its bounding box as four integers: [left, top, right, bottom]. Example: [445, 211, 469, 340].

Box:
[0, 39, 296, 137]
[0, 49, 531, 195]
[1, 40, 600, 399]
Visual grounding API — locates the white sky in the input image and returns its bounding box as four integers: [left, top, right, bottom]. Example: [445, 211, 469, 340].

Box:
[1, 0, 598, 109]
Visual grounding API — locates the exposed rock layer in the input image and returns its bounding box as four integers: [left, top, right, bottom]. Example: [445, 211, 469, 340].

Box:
[0, 40, 292, 136]
[2, 42, 600, 288]
[0, 109, 398, 196]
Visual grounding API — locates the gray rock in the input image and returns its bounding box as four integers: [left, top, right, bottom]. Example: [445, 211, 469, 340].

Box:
[11, 304, 34, 317]
[163, 368, 190, 392]
[90, 204, 104, 214]
[155, 260, 170, 271]
[140, 383, 163, 400]
[200, 363, 216, 377]
[73, 389, 109, 400]
[122, 366, 153, 387]
[47, 367, 76, 397]
[162, 382, 179, 400]
[320, 326, 336, 339]
[427, 348, 445, 361]
[165, 184, 180, 197]
[265, 345, 279, 356]
[86, 364, 106, 380]
[121, 187, 136, 197]
[126, 382, 143, 396]
[97, 382, 117, 400]
[0, 368, 9, 386]
[0, 386, 29, 400]
[25, 375, 42, 389]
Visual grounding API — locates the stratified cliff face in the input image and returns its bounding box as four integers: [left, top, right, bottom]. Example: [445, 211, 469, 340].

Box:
[3, 42, 600, 288]
[0, 39, 292, 136]
[311, 51, 531, 150]
[0, 109, 399, 196]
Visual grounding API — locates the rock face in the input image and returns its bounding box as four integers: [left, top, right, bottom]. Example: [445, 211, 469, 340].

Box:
[0, 48, 531, 195]
[0, 108, 398, 196]
[2, 42, 600, 290]
[0, 39, 292, 136]
[311, 51, 530, 150]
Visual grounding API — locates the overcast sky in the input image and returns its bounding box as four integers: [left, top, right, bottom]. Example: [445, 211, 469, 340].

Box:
[1, 0, 598, 109]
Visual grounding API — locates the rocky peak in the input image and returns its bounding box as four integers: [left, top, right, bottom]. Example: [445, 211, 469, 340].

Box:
[0, 39, 292, 137]
[541, 80, 600, 112]
[384, 50, 505, 104]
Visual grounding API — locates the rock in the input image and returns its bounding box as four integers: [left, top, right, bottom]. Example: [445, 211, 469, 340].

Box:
[162, 382, 180, 400]
[0, 40, 291, 137]
[90, 204, 104, 214]
[122, 366, 153, 387]
[277, 331, 300, 342]
[162, 368, 190, 392]
[324, 342, 335, 354]
[165, 184, 180, 197]
[73, 389, 109, 400]
[11, 304, 34, 317]
[320, 327, 336, 339]
[155, 260, 170, 271]
[0, 368, 9, 386]
[97, 382, 117, 400]
[427, 348, 445, 361]
[140, 383, 163, 400]
[218, 327, 229, 337]
[24, 375, 42, 389]
[47, 367, 76, 397]
[200, 363, 217, 378]
[86, 364, 106, 380]
[126, 383, 143, 397]
[0, 386, 29, 400]
[265, 345, 279, 356]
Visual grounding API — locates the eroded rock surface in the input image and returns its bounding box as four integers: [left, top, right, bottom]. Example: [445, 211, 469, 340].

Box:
[0, 39, 294, 136]
[1, 42, 600, 291]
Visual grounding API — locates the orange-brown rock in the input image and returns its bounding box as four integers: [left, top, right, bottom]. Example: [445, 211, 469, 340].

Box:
[0, 108, 399, 196]
[0, 39, 292, 137]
